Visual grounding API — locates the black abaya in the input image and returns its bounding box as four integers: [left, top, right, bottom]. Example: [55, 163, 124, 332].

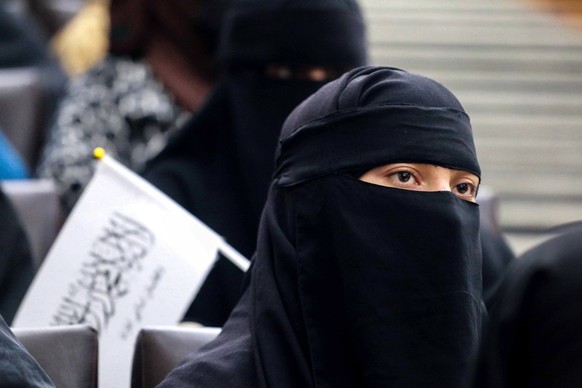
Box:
[474, 225, 582, 388]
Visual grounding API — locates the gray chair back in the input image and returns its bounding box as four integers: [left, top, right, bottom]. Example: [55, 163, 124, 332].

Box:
[131, 326, 221, 388]
[13, 324, 98, 388]
[1, 179, 63, 268]
[0, 67, 43, 168]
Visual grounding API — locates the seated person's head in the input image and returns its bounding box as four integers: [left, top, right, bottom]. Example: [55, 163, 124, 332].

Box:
[215, 0, 367, 79]
[268, 66, 483, 386]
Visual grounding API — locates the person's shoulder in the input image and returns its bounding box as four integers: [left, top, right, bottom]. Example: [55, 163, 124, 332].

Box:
[519, 227, 582, 270]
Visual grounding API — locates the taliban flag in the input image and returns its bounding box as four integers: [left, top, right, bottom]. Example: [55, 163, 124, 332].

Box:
[13, 149, 249, 388]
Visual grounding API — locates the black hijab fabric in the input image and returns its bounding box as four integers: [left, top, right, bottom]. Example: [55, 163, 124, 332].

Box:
[473, 225, 582, 388]
[0, 315, 55, 387]
[0, 189, 35, 325]
[481, 221, 515, 309]
[143, 0, 367, 326]
[158, 66, 484, 387]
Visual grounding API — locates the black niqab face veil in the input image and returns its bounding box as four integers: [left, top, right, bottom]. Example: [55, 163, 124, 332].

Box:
[158, 67, 483, 387]
[260, 66, 484, 387]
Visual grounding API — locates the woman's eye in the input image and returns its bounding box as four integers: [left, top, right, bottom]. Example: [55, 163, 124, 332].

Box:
[457, 183, 470, 194]
[387, 170, 418, 186]
[397, 171, 411, 183]
[454, 182, 477, 200]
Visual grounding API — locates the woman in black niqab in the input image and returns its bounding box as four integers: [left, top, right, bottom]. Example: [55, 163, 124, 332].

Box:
[158, 66, 484, 387]
[143, 0, 367, 326]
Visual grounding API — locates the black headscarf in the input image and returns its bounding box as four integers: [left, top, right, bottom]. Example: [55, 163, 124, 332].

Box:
[158, 66, 484, 387]
[143, 0, 367, 326]
[473, 224, 582, 388]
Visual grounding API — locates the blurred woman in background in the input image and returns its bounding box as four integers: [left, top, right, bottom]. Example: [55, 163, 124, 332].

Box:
[37, 0, 232, 212]
[142, 0, 368, 326]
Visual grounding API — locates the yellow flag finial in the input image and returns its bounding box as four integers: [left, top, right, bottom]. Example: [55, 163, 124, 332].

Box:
[93, 147, 106, 159]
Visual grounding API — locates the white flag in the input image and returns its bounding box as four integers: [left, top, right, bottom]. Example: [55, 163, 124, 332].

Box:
[13, 154, 249, 388]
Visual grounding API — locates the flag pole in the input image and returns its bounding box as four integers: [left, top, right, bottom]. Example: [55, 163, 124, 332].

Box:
[92, 147, 251, 273]
[219, 242, 251, 272]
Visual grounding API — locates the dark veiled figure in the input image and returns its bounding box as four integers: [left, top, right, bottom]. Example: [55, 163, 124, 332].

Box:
[473, 224, 582, 388]
[143, 0, 367, 326]
[0, 188, 35, 325]
[0, 314, 54, 387]
[157, 66, 485, 387]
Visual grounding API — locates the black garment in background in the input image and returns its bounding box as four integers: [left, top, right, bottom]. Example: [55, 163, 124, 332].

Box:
[0, 314, 55, 387]
[143, 0, 367, 326]
[145, 77, 329, 326]
[158, 66, 484, 387]
[0, 189, 35, 325]
[481, 219, 515, 309]
[473, 225, 582, 388]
